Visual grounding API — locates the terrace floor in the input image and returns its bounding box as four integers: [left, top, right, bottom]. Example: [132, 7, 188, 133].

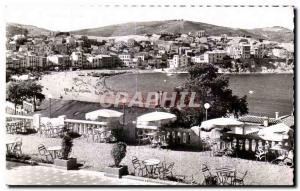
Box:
[6, 161, 161, 186]
[6, 134, 294, 185]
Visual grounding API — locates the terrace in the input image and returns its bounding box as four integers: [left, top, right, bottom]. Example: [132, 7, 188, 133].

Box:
[5, 113, 294, 185]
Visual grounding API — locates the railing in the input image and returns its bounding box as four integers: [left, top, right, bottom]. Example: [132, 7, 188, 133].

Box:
[64, 119, 107, 135]
[220, 133, 289, 152]
[136, 127, 193, 145]
[164, 128, 192, 145]
[6, 114, 34, 129]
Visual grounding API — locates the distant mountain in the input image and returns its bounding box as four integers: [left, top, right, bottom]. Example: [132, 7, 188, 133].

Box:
[6, 20, 294, 43]
[249, 26, 294, 43]
[70, 20, 293, 43]
[6, 23, 53, 37]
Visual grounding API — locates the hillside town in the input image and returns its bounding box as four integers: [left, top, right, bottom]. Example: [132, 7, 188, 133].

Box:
[6, 29, 294, 75]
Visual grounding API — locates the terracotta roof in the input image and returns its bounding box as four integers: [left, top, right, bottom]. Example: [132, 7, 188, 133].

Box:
[238, 115, 281, 125]
[280, 115, 294, 127]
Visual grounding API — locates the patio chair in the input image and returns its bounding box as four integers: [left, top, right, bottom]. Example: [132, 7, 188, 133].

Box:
[99, 131, 112, 143]
[255, 147, 266, 161]
[150, 138, 160, 148]
[232, 171, 248, 185]
[132, 156, 147, 176]
[138, 134, 150, 145]
[157, 162, 175, 179]
[38, 144, 53, 163]
[15, 121, 23, 133]
[201, 164, 218, 185]
[12, 137, 22, 157]
[85, 127, 97, 142]
[283, 150, 294, 167]
[40, 123, 52, 137]
[22, 120, 31, 133]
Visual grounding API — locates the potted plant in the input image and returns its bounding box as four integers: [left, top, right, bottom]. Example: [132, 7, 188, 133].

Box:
[104, 142, 128, 178]
[54, 129, 77, 170]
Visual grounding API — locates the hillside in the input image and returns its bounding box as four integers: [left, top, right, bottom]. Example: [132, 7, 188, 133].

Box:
[250, 26, 294, 43]
[70, 20, 293, 42]
[70, 20, 261, 38]
[6, 23, 52, 37]
[6, 20, 294, 43]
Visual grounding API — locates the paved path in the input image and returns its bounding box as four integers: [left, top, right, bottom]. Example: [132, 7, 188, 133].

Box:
[6, 162, 161, 186]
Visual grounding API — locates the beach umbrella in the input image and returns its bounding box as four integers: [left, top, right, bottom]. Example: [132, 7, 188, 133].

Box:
[85, 109, 123, 121]
[200, 117, 244, 131]
[137, 111, 176, 122]
[257, 123, 293, 141]
[136, 111, 176, 130]
[270, 143, 290, 151]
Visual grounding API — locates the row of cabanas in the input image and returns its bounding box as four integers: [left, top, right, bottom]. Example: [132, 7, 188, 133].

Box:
[82, 109, 293, 145]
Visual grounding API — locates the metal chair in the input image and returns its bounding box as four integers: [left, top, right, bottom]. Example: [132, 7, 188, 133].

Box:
[283, 150, 294, 167]
[232, 171, 248, 185]
[99, 131, 111, 143]
[12, 137, 22, 156]
[132, 156, 147, 176]
[138, 134, 150, 145]
[201, 164, 218, 185]
[157, 162, 175, 179]
[38, 144, 53, 163]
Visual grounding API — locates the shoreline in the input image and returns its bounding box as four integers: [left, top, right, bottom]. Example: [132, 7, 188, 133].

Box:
[56, 68, 294, 75]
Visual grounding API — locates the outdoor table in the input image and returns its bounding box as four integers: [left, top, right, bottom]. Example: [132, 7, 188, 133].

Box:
[214, 166, 236, 185]
[143, 158, 161, 178]
[6, 140, 17, 154]
[48, 146, 62, 159]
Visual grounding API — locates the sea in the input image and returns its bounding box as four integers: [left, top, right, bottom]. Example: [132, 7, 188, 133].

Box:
[106, 73, 294, 117]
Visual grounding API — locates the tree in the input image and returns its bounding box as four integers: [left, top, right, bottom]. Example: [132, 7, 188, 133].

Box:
[7, 82, 27, 114]
[23, 80, 45, 111]
[111, 142, 127, 167]
[7, 80, 45, 112]
[172, 63, 248, 128]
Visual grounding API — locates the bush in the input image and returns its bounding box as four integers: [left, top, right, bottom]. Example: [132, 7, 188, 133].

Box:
[111, 142, 127, 167]
[61, 128, 73, 160]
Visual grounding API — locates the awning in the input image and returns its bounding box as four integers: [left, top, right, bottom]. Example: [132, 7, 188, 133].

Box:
[137, 111, 176, 122]
[85, 109, 123, 121]
[257, 123, 293, 141]
[200, 117, 244, 131]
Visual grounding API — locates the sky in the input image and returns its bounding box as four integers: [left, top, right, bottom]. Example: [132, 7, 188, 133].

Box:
[5, 4, 294, 31]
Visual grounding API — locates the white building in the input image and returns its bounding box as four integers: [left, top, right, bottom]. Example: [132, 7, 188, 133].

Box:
[170, 55, 189, 68]
[85, 54, 114, 68]
[66, 36, 76, 44]
[192, 55, 208, 64]
[118, 54, 132, 67]
[71, 51, 84, 68]
[205, 50, 227, 63]
[47, 55, 70, 66]
[227, 43, 251, 59]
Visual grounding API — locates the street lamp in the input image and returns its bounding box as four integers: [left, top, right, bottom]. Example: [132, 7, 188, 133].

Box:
[48, 94, 53, 118]
[204, 103, 210, 121]
[121, 98, 126, 126]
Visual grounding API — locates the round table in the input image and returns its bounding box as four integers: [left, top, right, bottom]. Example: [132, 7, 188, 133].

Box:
[143, 159, 161, 178]
[48, 146, 62, 159]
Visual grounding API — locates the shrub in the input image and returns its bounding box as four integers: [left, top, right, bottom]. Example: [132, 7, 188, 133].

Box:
[61, 128, 73, 160]
[111, 142, 127, 167]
